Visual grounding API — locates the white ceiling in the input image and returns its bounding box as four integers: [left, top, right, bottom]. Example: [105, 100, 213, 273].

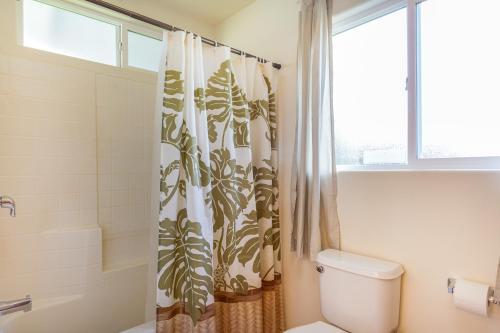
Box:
[159, 0, 256, 24]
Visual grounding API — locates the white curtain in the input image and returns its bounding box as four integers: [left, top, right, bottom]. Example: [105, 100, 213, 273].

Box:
[291, 0, 340, 260]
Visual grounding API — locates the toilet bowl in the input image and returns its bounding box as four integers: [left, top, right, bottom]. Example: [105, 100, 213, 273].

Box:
[287, 250, 404, 333]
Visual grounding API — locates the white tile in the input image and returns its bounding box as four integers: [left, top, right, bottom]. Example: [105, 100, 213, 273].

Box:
[12, 254, 38, 275]
[111, 173, 129, 191]
[96, 74, 128, 108]
[111, 206, 132, 233]
[34, 137, 60, 157]
[38, 250, 60, 271]
[34, 157, 59, 176]
[0, 157, 36, 176]
[80, 209, 97, 225]
[84, 245, 101, 266]
[0, 53, 9, 74]
[58, 175, 79, 194]
[0, 115, 36, 137]
[98, 190, 111, 208]
[0, 136, 35, 156]
[0, 233, 38, 258]
[111, 190, 129, 207]
[9, 58, 63, 81]
[10, 76, 57, 100]
[98, 174, 111, 192]
[54, 211, 81, 229]
[98, 207, 111, 226]
[80, 191, 97, 210]
[0, 258, 14, 278]
[59, 248, 85, 268]
[97, 139, 111, 158]
[79, 175, 98, 193]
[35, 176, 59, 194]
[98, 158, 112, 175]
[58, 230, 85, 249]
[0, 74, 9, 94]
[59, 193, 80, 211]
[58, 267, 85, 287]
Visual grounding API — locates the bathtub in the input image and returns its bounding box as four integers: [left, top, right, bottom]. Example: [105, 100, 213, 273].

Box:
[0, 226, 152, 333]
[0, 295, 85, 333]
[122, 321, 155, 333]
[0, 263, 150, 333]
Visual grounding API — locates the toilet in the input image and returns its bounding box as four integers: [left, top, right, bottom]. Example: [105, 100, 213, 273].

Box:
[286, 249, 404, 333]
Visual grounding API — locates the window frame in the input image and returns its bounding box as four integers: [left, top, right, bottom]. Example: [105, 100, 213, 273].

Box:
[123, 24, 163, 72]
[333, 0, 500, 171]
[17, 0, 163, 72]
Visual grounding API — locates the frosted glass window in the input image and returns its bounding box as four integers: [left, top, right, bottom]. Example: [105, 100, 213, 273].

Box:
[419, 0, 500, 158]
[333, 9, 407, 165]
[23, 0, 118, 66]
[127, 31, 162, 72]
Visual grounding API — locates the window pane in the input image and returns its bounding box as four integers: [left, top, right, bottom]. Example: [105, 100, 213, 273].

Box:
[419, 0, 500, 158]
[128, 31, 163, 72]
[333, 9, 407, 165]
[23, 0, 118, 66]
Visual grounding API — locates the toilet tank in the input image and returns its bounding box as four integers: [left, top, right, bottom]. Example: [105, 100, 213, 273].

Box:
[316, 250, 404, 333]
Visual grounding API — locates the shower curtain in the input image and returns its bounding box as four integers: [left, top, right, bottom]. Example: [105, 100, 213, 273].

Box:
[156, 31, 283, 333]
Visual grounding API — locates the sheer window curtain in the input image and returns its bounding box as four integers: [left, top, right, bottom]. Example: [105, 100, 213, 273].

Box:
[291, 0, 341, 260]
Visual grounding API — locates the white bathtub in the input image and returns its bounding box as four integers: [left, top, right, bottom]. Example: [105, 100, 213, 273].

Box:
[0, 263, 150, 333]
[122, 321, 155, 333]
[0, 295, 85, 333]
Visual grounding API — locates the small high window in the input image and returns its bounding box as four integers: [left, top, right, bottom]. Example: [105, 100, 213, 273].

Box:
[127, 31, 163, 72]
[20, 0, 163, 72]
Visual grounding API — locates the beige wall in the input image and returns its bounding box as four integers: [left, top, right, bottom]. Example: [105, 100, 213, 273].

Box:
[106, 0, 217, 38]
[217, 1, 500, 332]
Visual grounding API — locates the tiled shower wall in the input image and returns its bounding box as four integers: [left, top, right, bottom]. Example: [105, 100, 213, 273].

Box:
[0, 51, 156, 297]
[96, 74, 155, 268]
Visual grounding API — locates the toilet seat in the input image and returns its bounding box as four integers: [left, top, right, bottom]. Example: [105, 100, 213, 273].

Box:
[284, 321, 347, 333]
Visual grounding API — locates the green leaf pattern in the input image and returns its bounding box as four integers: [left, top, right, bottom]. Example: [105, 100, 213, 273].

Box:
[158, 209, 213, 323]
[158, 38, 280, 324]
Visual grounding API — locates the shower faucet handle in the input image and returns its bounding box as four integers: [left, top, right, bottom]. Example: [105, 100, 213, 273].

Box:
[0, 196, 16, 217]
[0, 295, 32, 315]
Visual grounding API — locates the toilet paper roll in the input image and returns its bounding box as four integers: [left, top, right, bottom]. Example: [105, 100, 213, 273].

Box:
[453, 279, 490, 316]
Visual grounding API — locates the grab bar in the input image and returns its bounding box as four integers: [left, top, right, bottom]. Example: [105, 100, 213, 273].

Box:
[0, 295, 32, 316]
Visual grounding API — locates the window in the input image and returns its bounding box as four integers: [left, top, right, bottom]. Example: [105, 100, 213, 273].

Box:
[23, 0, 119, 66]
[333, 0, 500, 169]
[127, 31, 163, 72]
[20, 0, 163, 71]
[333, 8, 407, 165]
[419, 0, 500, 159]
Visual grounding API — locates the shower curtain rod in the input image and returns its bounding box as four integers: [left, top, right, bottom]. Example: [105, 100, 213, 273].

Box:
[84, 0, 282, 70]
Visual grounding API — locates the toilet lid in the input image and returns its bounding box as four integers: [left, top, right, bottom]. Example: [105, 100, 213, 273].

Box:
[284, 321, 347, 333]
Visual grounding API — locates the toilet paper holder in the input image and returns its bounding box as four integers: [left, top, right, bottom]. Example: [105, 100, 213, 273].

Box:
[448, 278, 499, 305]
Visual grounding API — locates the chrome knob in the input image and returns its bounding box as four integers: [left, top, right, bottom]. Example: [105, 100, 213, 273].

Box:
[316, 265, 324, 273]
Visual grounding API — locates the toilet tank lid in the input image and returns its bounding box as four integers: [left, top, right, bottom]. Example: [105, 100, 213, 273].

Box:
[316, 250, 404, 280]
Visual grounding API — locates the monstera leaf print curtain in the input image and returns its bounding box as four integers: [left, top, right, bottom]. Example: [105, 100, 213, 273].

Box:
[156, 31, 283, 333]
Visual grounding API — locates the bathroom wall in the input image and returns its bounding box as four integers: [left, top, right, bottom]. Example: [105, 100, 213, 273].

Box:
[216, 1, 500, 332]
[0, 0, 154, 312]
